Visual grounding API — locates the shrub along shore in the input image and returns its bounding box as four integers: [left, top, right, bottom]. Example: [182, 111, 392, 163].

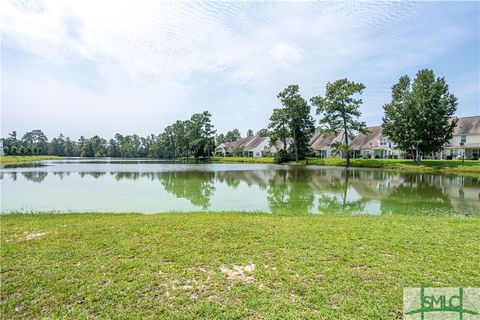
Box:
[1, 212, 479, 319]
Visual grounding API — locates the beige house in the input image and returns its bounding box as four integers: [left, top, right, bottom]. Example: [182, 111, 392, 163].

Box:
[309, 131, 345, 158]
[215, 137, 255, 157]
[443, 116, 480, 160]
[349, 126, 401, 159]
[216, 136, 271, 157]
[243, 136, 270, 157]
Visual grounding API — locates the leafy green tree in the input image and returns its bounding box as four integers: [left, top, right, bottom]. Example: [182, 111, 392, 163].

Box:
[188, 111, 216, 159]
[216, 133, 226, 145]
[49, 134, 66, 156]
[270, 85, 315, 162]
[22, 130, 48, 154]
[382, 69, 458, 163]
[64, 137, 78, 156]
[311, 79, 367, 168]
[246, 129, 254, 137]
[225, 129, 241, 142]
[268, 108, 289, 156]
[3, 146, 9, 155]
[173, 120, 191, 159]
[256, 128, 270, 137]
[161, 125, 177, 158]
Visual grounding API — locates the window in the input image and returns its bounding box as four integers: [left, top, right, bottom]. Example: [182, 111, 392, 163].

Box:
[379, 138, 388, 146]
[460, 135, 466, 144]
[451, 149, 459, 157]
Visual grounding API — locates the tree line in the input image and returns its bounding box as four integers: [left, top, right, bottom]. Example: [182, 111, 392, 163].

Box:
[2, 69, 458, 165]
[2, 111, 216, 160]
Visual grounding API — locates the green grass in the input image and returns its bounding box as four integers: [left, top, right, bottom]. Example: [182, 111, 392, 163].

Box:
[0, 155, 63, 165]
[211, 156, 275, 163]
[303, 158, 480, 176]
[1, 213, 479, 319]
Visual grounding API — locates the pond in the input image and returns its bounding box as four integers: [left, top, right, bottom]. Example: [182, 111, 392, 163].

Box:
[1, 158, 479, 215]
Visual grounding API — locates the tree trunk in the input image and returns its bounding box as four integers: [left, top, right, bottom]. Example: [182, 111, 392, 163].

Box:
[342, 170, 349, 212]
[344, 126, 350, 169]
[293, 129, 298, 162]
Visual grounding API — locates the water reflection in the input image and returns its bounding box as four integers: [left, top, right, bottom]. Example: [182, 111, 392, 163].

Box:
[2, 164, 479, 215]
[160, 171, 215, 210]
[21, 172, 49, 183]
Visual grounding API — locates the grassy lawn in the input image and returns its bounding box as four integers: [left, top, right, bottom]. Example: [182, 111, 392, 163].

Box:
[0, 155, 63, 165]
[304, 158, 480, 176]
[1, 213, 479, 319]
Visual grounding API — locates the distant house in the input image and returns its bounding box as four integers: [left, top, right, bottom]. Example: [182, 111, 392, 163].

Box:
[216, 136, 295, 157]
[309, 131, 345, 158]
[215, 137, 254, 157]
[215, 136, 271, 157]
[349, 126, 401, 159]
[443, 116, 480, 160]
[243, 136, 270, 157]
[266, 137, 294, 155]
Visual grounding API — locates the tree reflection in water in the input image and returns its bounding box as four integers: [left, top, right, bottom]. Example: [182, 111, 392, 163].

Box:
[160, 171, 215, 210]
[21, 172, 48, 183]
[267, 169, 315, 214]
[316, 170, 365, 214]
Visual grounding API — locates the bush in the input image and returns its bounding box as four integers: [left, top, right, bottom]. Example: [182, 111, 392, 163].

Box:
[274, 150, 291, 164]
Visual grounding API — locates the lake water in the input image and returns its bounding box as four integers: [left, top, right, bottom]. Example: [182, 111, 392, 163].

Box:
[1, 158, 479, 215]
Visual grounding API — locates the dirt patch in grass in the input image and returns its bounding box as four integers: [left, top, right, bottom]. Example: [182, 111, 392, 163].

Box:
[220, 263, 256, 284]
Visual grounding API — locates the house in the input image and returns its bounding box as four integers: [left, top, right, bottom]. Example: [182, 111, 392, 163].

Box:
[216, 136, 272, 157]
[349, 126, 401, 159]
[268, 137, 294, 155]
[309, 131, 345, 158]
[243, 136, 270, 157]
[215, 137, 256, 157]
[442, 116, 480, 160]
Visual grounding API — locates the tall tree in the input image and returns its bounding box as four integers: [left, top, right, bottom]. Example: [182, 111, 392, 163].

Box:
[271, 85, 315, 162]
[22, 130, 48, 154]
[225, 129, 241, 142]
[382, 69, 458, 163]
[246, 129, 254, 137]
[268, 108, 289, 156]
[216, 133, 226, 145]
[256, 128, 270, 137]
[311, 79, 367, 168]
[188, 111, 216, 159]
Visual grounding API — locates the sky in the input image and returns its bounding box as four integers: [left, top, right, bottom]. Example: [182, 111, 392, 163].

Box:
[1, 0, 479, 139]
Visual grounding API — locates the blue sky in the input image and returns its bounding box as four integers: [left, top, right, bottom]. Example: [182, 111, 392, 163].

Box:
[1, 0, 479, 138]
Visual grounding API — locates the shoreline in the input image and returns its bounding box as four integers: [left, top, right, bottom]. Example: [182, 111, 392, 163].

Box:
[2, 155, 479, 177]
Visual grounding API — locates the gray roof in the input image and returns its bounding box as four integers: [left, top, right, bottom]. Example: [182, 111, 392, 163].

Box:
[349, 126, 385, 150]
[453, 116, 480, 135]
[244, 136, 268, 151]
[310, 131, 344, 150]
